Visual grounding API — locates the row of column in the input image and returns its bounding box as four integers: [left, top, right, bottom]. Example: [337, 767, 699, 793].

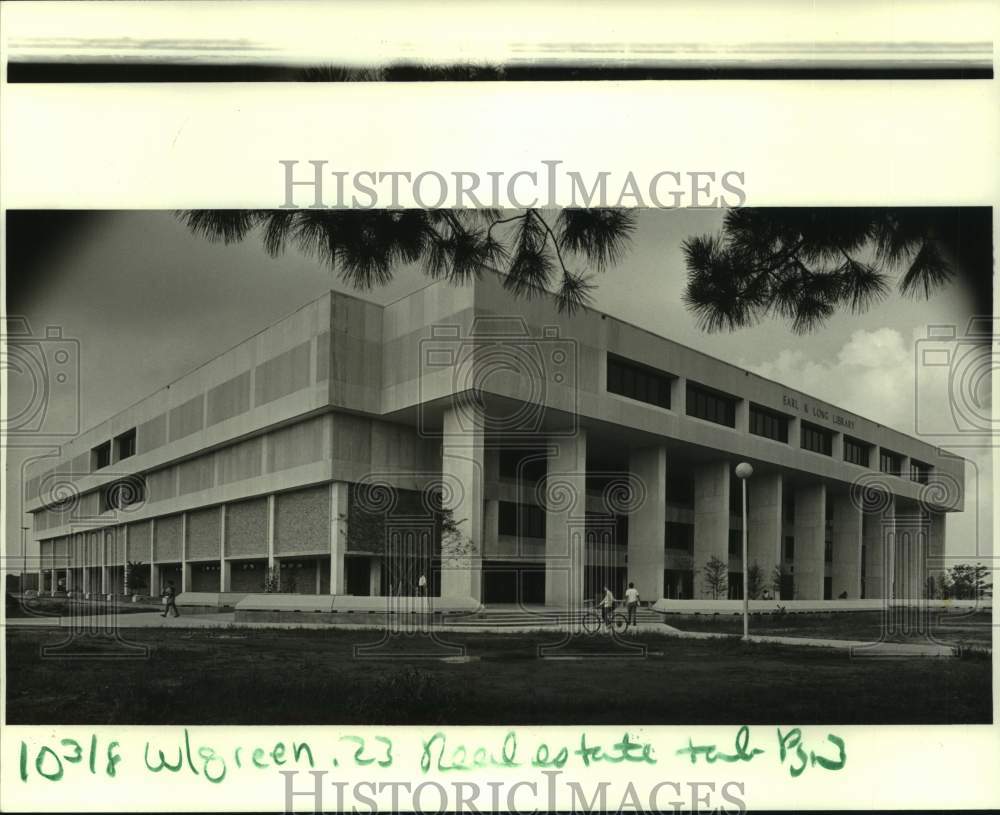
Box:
[437, 404, 946, 603]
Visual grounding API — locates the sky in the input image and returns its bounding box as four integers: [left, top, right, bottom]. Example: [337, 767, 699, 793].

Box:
[4, 209, 993, 568]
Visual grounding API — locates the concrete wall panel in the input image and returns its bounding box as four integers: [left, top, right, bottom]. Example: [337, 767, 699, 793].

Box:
[226, 498, 268, 557]
[217, 437, 263, 484]
[187, 507, 222, 560]
[255, 341, 311, 406]
[154, 514, 183, 562]
[207, 371, 251, 426]
[179, 455, 215, 495]
[275, 485, 330, 554]
[169, 395, 205, 442]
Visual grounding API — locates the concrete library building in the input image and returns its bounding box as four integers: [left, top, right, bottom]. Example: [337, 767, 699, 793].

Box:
[26, 274, 964, 610]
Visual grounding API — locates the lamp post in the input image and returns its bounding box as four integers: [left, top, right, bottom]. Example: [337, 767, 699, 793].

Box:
[21, 526, 30, 592]
[734, 462, 754, 641]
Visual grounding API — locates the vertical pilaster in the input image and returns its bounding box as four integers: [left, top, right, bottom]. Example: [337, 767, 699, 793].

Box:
[748, 472, 783, 598]
[793, 483, 826, 599]
[369, 557, 382, 596]
[123, 524, 130, 594]
[831, 491, 863, 599]
[544, 429, 587, 608]
[149, 518, 156, 598]
[693, 461, 730, 599]
[441, 403, 485, 601]
[329, 482, 348, 594]
[181, 513, 190, 593]
[628, 445, 666, 602]
[267, 495, 276, 570]
[219, 504, 227, 592]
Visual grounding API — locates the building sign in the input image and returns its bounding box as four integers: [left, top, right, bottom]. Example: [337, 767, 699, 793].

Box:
[782, 394, 856, 431]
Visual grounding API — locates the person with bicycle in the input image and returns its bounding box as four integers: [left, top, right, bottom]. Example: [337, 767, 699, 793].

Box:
[623, 581, 640, 629]
[598, 586, 615, 629]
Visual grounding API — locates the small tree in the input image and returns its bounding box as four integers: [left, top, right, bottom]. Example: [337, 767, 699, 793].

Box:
[946, 563, 992, 600]
[700, 555, 728, 600]
[125, 560, 148, 595]
[934, 572, 952, 600]
[747, 561, 763, 600]
[263, 567, 280, 593]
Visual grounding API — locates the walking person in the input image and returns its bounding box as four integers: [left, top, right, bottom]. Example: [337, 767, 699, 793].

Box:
[160, 580, 180, 618]
[623, 581, 640, 630]
[417, 573, 427, 598]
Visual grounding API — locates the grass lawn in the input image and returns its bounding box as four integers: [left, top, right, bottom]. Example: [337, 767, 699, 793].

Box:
[664, 610, 994, 651]
[6, 626, 991, 726]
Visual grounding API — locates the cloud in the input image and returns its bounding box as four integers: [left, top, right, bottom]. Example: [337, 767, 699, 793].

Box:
[748, 328, 915, 432]
[745, 328, 993, 560]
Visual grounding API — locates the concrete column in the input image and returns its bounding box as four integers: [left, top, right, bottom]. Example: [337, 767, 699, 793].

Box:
[100, 530, 109, 595]
[544, 429, 587, 608]
[748, 472, 783, 598]
[266, 495, 276, 570]
[122, 525, 130, 594]
[149, 518, 156, 599]
[927, 510, 946, 597]
[893, 506, 927, 601]
[831, 432, 844, 461]
[628, 445, 666, 602]
[862, 494, 893, 600]
[369, 557, 382, 596]
[793, 483, 826, 599]
[82, 564, 90, 595]
[483, 499, 499, 561]
[831, 491, 862, 599]
[219, 505, 227, 592]
[441, 403, 485, 601]
[734, 399, 750, 434]
[693, 461, 730, 599]
[329, 482, 348, 594]
[180, 514, 190, 593]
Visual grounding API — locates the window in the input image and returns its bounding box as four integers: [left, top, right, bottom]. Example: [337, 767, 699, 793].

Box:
[666, 477, 694, 508]
[666, 522, 694, 552]
[783, 498, 795, 522]
[92, 441, 111, 471]
[498, 449, 546, 483]
[880, 449, 903, 476]
[498, 502, 545, 538]
[606, 354, 672, 409]
[800, 422, 833, 456]
[824, 540, 833, 562]
[686, 382, 737, 427]
[749, 404, 789, 443]
[728, 529, 742, 557]
[783, 536, 795, 560]
[100, 476, 145, 512]
[115, 428, 137, 461]
[843, 436, 871, 467]
[910, 459, 932, 484]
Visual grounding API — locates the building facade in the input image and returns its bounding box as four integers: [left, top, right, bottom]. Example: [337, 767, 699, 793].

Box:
[25, 275, 964, 606]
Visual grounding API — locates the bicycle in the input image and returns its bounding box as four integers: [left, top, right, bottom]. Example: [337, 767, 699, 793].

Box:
[581, 601, 630, 635]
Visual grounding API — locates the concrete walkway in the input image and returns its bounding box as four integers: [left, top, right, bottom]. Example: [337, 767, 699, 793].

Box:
[4, 611, 963, 655]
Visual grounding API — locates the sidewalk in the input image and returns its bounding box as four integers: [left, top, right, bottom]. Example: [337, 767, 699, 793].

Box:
[3, 611, 963, 654]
